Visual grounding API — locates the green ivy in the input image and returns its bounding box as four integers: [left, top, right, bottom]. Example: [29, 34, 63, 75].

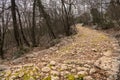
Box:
[67, 74, 75, 80]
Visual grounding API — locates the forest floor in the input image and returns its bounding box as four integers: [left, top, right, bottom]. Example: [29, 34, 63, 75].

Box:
[0, 24, 120, 80]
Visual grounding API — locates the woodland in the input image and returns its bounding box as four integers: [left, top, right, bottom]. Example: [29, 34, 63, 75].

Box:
[0, 0, 120, 80]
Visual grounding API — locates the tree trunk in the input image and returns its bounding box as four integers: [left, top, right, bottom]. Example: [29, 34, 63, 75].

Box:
[37, 0, 56, 39]
[16, 7, 30, 47]
[11, 0, 22, 47]
[61, 0, 71, 36]
[32, 0, 37, 47]
[0, 26, 4, 59]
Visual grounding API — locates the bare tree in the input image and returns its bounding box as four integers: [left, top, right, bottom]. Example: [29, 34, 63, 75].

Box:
[37, 0, 56, 39]
[16, 6, 30, 47]
[32, 0, 37, 47]
[0, 0, 78, 59]
[61, 0, 75, 36]
[0, 0, 10, 59]
[11, 0, 22, 47]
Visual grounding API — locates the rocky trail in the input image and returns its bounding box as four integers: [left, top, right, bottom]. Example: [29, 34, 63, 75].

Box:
[0, 24, 120, 80]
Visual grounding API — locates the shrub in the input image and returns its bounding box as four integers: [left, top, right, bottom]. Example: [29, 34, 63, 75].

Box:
[101, 21, 114, 29]
[13, 47, 30, 59]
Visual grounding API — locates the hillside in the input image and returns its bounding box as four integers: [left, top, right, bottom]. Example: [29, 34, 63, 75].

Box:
[0, 24, 120, 80]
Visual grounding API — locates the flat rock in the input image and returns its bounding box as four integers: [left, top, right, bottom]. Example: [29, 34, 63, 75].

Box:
[107, 74, 118, 80]
[60, 64, 68, 70]
[103, 50, 113, 57]
[0, 65, 10, 71]
[42, 62, 47, 66]
[71, 69, 76, 73]
[51, 76, 59, 80]
[84, 76, 93, 80]
[89, 68, 97, 74]
[77, 71, 88, 75]
[12, 57, 23, 64]
[92, 48, 97, 52]
[76, 67, 89, 71]
[51, 71, 59, 76]
[84, 64, 91, 68]
[94, 57, 120, 72]
[41, 67, 51, 73]
[51, 66, 57, 70]
[25, 53, 35, 58]
[60, 71, 70, 76]
[22, 63, 34, 67]
[50, 61, 56, 66]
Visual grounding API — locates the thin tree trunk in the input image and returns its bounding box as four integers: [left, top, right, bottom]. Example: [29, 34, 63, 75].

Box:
[0, 26, 4, 59]
[37, 0, 56, 39]
[61, 0, 71, 36]
[32, 0, 37, 47]
[16, 7, 30, 47]
[0, 1, 4, 59]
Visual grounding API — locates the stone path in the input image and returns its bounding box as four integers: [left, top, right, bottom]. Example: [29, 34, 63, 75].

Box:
[94, 38, 120, 80]
[0, 24, 120, 80]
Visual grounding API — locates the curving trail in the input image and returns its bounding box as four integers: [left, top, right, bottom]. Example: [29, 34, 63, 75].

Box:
[0, 24, 120, 80]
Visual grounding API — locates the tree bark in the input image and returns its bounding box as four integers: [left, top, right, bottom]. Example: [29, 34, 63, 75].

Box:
[0, 26, 4, 59]
[37, 0, 56, 39]
[16, 7, 30, 47]
[32, 0, 37, 47]
[61, 0, 71, 36]
[11, 0, 22, 47]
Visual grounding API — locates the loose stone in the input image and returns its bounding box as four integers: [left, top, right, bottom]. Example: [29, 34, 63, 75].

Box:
[41, 67, 51, 73]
